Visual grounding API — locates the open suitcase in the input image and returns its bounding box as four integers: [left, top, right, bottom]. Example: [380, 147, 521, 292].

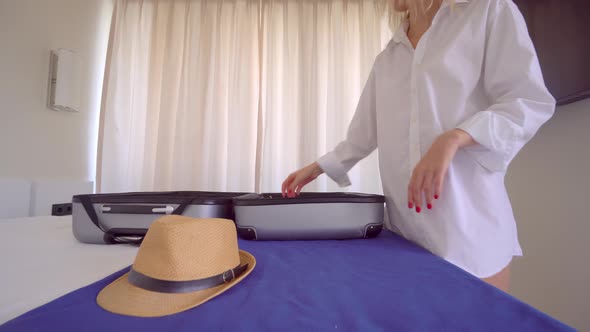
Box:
[233, 192, 386, 240]
[72, 191, 248, 244]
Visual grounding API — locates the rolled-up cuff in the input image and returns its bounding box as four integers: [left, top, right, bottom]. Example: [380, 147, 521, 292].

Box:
[317, 152, 352, 187]
[456, 111, 517, 173]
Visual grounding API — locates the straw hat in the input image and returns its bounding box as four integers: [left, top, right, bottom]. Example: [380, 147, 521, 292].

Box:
[97, 216, 256, 317]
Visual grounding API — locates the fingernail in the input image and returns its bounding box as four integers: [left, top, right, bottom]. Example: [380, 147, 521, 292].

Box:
[416, 206, 421, 213]
[434, 195, 439, 199]
[408, 202, 413, 209]
[427, 203, 432, 210]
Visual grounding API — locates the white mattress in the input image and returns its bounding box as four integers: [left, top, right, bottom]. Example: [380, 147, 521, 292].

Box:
[0, 216, 138, 324]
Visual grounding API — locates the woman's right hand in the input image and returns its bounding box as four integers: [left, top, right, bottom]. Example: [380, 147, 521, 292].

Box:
[281, 162, 324, 198]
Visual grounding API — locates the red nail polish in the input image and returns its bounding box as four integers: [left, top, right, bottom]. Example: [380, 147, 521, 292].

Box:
[434, 195, 439, 199]
[427, 203, 432, 210]
[416, 206, 421, 213]
[408, 202, 413, 209]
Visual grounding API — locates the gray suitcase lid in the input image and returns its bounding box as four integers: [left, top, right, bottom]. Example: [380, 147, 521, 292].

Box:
[72, 191, 248, 205]
[233, 192, 385, 206]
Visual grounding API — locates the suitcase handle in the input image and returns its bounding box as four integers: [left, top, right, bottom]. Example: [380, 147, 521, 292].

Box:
[101, 205, 175, 215]
[78, 195, 193, 245]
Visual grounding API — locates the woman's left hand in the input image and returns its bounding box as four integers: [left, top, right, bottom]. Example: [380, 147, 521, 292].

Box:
[408, 129, 474, 213]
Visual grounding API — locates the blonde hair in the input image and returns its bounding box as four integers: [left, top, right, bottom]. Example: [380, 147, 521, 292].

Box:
[385, 0, 455, 33]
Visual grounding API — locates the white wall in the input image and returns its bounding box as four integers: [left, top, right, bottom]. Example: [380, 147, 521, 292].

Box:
[0, 0, 112, 183]
[507, 98, 590, 331]
[0, 179, 31, 219]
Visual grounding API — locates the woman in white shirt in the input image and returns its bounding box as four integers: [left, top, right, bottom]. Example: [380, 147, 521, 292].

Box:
[281, 0, 555, 292]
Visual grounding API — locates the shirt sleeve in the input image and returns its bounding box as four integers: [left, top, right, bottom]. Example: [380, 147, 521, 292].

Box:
[456, 0, 556, 172]
[317, 66, 378, 187]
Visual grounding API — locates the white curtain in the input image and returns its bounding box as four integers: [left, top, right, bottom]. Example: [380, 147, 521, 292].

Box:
[98, 0, 261, 193]
[98, 0, 391, 194]
[258, 0, 391, 193]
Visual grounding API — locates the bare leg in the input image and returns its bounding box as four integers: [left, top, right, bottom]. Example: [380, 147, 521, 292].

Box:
[482, 264, 511, 293]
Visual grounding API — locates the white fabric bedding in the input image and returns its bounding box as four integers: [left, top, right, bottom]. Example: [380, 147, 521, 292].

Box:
[0, 216, 138, 324]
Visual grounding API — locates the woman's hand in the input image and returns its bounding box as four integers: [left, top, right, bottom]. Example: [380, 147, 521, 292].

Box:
[408, 129, 474, 213]
[282, 162, 324, 198]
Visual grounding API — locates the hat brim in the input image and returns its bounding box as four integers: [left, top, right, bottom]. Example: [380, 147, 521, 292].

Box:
[96, 250, 256, 317]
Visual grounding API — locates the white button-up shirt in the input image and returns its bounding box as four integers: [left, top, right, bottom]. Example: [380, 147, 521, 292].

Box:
[317, 0, 555, 277]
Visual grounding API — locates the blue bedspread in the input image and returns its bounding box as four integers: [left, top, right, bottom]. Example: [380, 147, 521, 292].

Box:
[0, 231, 573, 331]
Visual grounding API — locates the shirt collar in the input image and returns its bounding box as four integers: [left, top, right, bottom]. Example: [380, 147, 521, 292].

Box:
[392, 20, 409, 44]
[392, 0, 469, 44]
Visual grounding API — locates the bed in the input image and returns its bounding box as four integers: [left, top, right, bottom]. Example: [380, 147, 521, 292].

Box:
[0, 216, 138, 324]
[0, 216, 574, 331]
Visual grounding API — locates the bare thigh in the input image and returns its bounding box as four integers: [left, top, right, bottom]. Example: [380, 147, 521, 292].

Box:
[482, 264, 511, 293]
